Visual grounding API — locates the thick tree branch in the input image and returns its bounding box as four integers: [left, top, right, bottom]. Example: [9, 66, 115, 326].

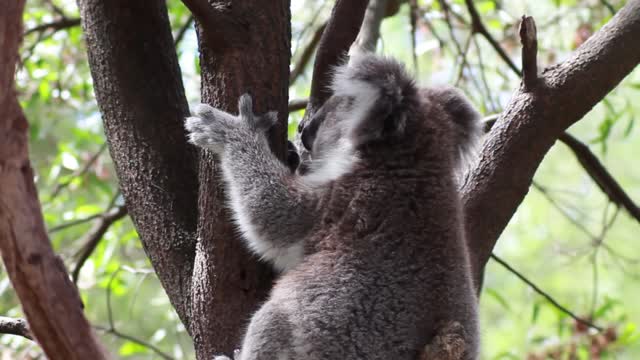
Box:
[305, 0, 369, 116]
[79, 0, 199, 330]
[463, 1, 640, 290]
[483, 115, 639, 225]
[0, 317, 33, 340]
[0, 1, 106, 358]
[180, 0, 248, 50]
[350, 0, 389, 56]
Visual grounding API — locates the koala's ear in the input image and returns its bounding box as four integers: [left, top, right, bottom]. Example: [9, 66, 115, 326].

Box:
[423, 86, 483, 165]
[256, 111, 279, 131]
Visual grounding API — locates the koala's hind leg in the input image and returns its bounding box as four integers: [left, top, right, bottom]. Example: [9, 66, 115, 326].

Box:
[420, 322, 473, 360]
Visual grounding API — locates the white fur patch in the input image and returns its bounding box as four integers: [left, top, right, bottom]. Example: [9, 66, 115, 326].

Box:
[301, 138, 357, 187]
[331, 63, 380, 139]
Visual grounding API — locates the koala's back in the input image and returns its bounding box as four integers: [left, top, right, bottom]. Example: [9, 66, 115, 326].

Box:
[266, 164, 478, 359]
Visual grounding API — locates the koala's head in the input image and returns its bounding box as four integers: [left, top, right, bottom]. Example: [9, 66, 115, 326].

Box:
[297, 54, 482, 182]
[296, 55, 417, 177]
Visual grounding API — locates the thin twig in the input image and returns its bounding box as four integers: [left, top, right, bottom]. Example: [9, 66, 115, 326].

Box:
[174, 15, 194, 46]
[0, 317, 33, 340]
[472, 36, 500, 112]
[490, 254, 603, 331]
[49, 142, 108, 200]
[100, 268, 174, 359]
[464, 0, 522, 76]
[24, 17, 80, 36]
[600, 0, 617, 15]
[45, 0, 67, 18]
[559, 133, 640, 223]
[48, 212, 103, 233]
[533, 182, 599, 239]
[409, 0, 419, 71]
[290, 22, 327, 86]
[72, 205, 128, 283]
[94, 325, 174, 360]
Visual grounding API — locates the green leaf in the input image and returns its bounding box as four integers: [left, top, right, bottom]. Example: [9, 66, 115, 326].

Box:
[593, 297, 621, 319]
[485, 287, 512, 312]
[617, 323, 640, 345]
[119, 341, 149, 356]
[531, 301, 541, 324]
[477, 1, 495, 14]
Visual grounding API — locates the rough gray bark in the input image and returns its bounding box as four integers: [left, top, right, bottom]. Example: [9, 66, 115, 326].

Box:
[77, 0, 199, 330]
[0, 1, 106, 358]
[462, 0, 640, 288]
[191, 1, 291, 356]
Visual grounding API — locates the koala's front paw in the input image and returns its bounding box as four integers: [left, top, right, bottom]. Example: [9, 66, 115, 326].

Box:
[185, 94, 278, 155]
[185, 103, 238, 154]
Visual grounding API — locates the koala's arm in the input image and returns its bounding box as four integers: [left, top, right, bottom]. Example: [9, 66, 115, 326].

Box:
[185, 95, 318, 272]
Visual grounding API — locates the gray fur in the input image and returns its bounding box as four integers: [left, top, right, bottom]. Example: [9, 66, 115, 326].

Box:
[186, 54, 482, 360]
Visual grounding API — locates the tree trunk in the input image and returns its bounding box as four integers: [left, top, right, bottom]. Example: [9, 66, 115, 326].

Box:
[78, 0, 199, 330]
[191, 1, 291, 357]
[0, 1, 106, 358]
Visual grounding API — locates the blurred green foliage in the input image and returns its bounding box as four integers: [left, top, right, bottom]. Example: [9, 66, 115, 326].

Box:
[2, 0, 637, 358]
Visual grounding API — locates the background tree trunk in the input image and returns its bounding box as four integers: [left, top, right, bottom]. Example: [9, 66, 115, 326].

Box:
[0, 1, 106, 358]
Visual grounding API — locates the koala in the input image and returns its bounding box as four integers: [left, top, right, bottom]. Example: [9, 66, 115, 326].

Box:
[185, 54, 482, 360]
